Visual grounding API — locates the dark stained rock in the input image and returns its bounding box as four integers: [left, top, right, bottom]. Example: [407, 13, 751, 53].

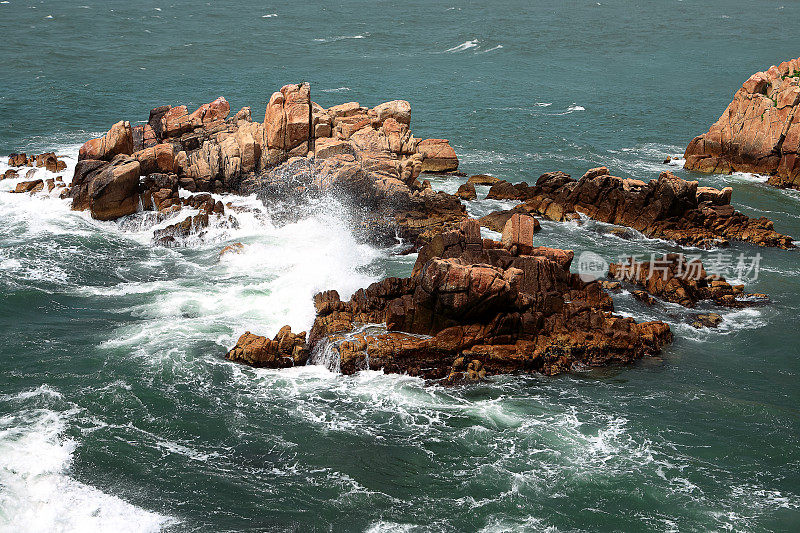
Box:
[519, 167, 794, 249]
[456, 182, 477, 200]
[608, 254, 768, 308]
[230, 218, 673, 380]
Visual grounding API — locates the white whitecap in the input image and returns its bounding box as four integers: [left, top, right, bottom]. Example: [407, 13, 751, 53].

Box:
[0, 407, 175, 532]
[445, 39, 480, 52]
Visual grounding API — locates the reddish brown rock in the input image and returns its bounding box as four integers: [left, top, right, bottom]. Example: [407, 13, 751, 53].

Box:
[69, 155, 141, 220]
[608, 253, 767, 308]
[133, 143, 175, 175]
[468, 174, 500, 186]
[8, 153, 28, 167]
[419, 139, 459, 172]
[684, 57, 800, 189]
[3, 169, 18, 180]
[456, 182, 477, 200]
[225, 327, 308, 368]
[219, 242, 245, 257]
[230, 219, 672, 379]
[79, 121, 134, 161]
[520, 167, 794, 249]
[501, 213, 538, 252]
[12, 179, 44, 194]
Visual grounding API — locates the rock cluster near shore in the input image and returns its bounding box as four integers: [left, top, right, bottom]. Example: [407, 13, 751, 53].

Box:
[684, 57, 800, 189]
[17, 84, 463, 244]
[474, 167, 794, 249]
[606, 254, 767, 329]
[227, 217, 672, 381]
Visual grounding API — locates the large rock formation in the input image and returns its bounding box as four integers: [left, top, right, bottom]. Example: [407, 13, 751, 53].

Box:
[495, 167, 794, 249]
[57, 84, 466, 244]
[226, 218, 673, 381]
[684, 57, 800, 189]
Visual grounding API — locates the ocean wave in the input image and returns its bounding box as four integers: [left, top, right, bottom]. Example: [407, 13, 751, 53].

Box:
[314, 33, 369, 43]
[445, 39, 480, 52]
[475, 44, 503, 54]
[320, 86, 351, 93]
[0, 405, 174, 532]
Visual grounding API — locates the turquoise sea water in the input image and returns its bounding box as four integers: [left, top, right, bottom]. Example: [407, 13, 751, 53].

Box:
[1, 1, 799, 531]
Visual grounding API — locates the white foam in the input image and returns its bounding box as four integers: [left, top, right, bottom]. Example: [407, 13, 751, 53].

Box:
[0, 405, 174, 532]
[320, 87, 351, 93]
[445, 39, 480, 52]
[261, 13, 276, 18]
[475, 44, 503, 54]
[314, 33, 369, 43]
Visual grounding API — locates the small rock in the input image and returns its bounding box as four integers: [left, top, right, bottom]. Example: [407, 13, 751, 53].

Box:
[691, 313, 723, 329]
[456, 182, 477, 200]
[219, 242, 245, 257]
[468, 174, 500, 186]
[632, 290, 656, 306]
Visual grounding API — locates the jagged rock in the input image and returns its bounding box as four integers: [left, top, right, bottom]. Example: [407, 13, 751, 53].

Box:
[78, 120, 133, 161]
[8, 153, 28, 167]
[3, 169, 18, 180]
[231, 219, 672, 379]
[456, 182, 477, 200]
[486, 180, 522, 200]
[61, 85, 464, 244]
[500, 213, 539, 251]
[632, 290, 656, 306]
[419, 139, 458, 172]
[69, 156, 141, 220]
[225, 327, 308, 368]
[608, 254, 768, 308]
[692, 313, 723, 329]
[684, 57, 800, 189]
[12, 179, 44, 194]
[519, 167, 794, 249]
[34, 152, 66, 173]
[478, 206, 541, 233]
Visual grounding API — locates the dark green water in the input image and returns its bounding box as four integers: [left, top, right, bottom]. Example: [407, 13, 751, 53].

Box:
[1, 1, 799, 531]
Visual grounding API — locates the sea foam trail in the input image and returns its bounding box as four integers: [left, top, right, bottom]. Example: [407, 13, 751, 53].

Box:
[0, 390, 174, 532]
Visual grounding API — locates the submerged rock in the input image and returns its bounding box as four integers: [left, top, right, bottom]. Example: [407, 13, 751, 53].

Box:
[228, 219, 672, 381]
[683, 57, 800, 189]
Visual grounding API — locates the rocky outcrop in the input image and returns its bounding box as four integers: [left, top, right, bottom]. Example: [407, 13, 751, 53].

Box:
[509, 167, 794, 249]
[226, 327, 308, 368]
[227, 218, 672, 381]
[418, 139, 459, 173]
[69, 155, 141, 220]
[6, 152, 67, 172]
[456, 182, 476, 200]
[684, 57, 800, 189]
[55, 85, 464, 243]
[608, 254, 767, 309]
